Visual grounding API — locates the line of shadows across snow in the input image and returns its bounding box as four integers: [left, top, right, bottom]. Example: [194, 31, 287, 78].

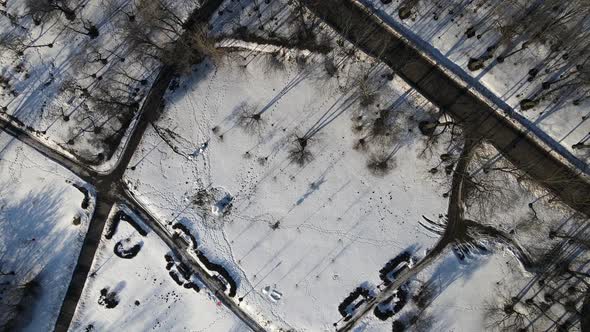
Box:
[0, 184, 81, 331]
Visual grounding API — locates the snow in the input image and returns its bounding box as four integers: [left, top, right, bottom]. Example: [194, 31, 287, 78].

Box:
[413, 250, 523, 332]
[0, 0, 586, 331]
[361, 0, 590, 168]
[123, 42, 454, 329]
[69, 205, 249, 332]
[0, 0, 196, 166]
[0, 132, 93, 331]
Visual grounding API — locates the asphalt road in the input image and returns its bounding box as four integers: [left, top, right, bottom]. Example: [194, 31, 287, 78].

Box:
[53, 196, 115, 332]
[0, 118, 98, 182]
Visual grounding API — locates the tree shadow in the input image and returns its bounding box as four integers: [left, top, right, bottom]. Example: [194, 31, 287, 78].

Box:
[0, 183, 83, 330]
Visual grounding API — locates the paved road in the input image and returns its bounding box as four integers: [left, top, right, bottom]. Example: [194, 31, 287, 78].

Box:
[0, 118, 98, 182]
[50, 53, 262, 331]
[53, 196, 115, 332]
[52, 65, 177, 332]
[50, 1, 252, 331]
[0, 58, 263, 331]
[0, 48, 178, 332]
[356, 0, 590, 175]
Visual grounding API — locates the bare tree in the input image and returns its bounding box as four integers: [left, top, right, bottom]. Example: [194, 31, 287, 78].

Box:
[398, 0, 420, 20]
[291, 0, 320, 47]
[236, 102, 265, 135]
[67, 19, 100, 39]
[484, 295, 529, 332]
[288, 134, 313, 166]
[24, 0, 76, 24]
[123, 0, 219, 72]
[366, 150, 396, 176]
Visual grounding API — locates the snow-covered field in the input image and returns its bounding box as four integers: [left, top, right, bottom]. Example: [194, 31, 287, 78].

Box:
[123, 42, 460, 329]
[0, 132, 93, 331]
[363, 0, 590, 164]
[70, 205, 248, 332]
[0, 0, 587, 331]
[122, 41, 587, 329]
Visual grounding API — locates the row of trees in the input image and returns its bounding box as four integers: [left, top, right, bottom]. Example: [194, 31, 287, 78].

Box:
[466, 0, 590, 108]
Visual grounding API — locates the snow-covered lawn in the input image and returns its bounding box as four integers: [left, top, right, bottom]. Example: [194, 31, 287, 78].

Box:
[0, 132, 93, 331]
[70, 206, 248, 332]
[123, 42, 457, 329]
